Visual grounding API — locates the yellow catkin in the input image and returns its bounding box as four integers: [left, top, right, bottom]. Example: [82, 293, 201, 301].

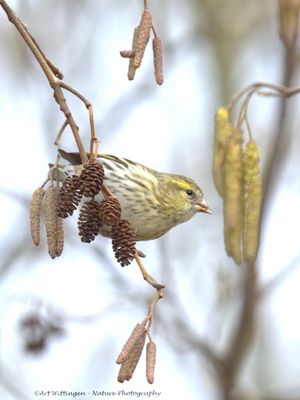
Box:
[116, 323, 147, 364]
[152, 37, 163, 85]
[44, 187, 64, 259]
[30, 187, 45, 246]
[243, 140, 262, 264]
[213, 107, 234, 197]
[128, 27, 140, 81]
[223, 130, 243, 265]
[146, 341, 156, 384]
[133, 11, 152, 68]
[117, 330, 146, 383]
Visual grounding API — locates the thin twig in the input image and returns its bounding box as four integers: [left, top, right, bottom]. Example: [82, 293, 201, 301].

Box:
[0, 0, 88, 164]
[134, 252, 165, 290]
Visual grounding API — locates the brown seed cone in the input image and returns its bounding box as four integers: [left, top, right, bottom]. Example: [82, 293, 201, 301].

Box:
[98, 197, 122, 226]
[117, 330, 146, 383]
[128, 27, 140, 80]
[133, 11, 152, 68]
[78, 200, 101, 243]
[30, 187, 46, 246]
[146, 341, 156, 384]
[57, 175, 82, 218]
[223, 130, 243, 265]
[116, 324, 147, 364]
[112, 219, 136, 267]
[152, 37, 164, 85]
[243, 140, 262, 264]
[79, 160, 104, 197]
[44, 187, 64, 259]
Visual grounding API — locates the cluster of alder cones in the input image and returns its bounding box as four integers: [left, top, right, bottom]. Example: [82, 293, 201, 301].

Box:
[30, 159, 136, 267]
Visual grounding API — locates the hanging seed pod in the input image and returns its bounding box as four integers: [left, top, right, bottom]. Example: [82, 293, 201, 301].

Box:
[128, 27, 140, 81]
[78, 200, 101, 243]
[44, 187, 64, 259]
[112, 219, 136, 267]
[116, 323, 147, 364]
[152, 36, 163, 85]
[98, 197, 122, 226]
[79, 160, 104, 197]
[243, 140, 262, 264]
[57, 175, 82, 218]
[30, 187, 45, 246]
[146, 340, 156, 384]
[117, 329, 147, 383]
[213, 107, 234, 197]
[223, 130, 243, 265]
[133, 11, 152, 68]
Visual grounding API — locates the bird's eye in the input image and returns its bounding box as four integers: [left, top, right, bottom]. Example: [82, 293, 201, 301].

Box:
[186, 189, 194, 196]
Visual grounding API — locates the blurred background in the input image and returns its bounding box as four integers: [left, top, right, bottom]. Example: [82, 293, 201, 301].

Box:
[1, 0, 300, 399]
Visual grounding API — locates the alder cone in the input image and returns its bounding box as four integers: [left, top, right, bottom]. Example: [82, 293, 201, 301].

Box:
[79, 160, 104, 197]
[112, 219, 136, 267]
[98, 197, 122, 226]
[57, 175, 82, 218]
[78, 200, 101, 243]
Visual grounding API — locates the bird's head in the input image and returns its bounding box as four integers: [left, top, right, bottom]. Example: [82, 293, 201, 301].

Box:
[159, 174, 211, 224]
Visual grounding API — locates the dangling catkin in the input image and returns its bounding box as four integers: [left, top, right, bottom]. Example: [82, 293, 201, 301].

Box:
[223, 130, 243, 265]
[146, 341, 156, 384]
[117, 330, 146, 382]
[133, 11, 152, 68]
[213, 107, 234, 197]
[152, 36, 163, 85]
[116, 323, 147, 364]
[128, 27, 140, 80]
[243, 140, 261, 264]
[30, 187, 45, 246]
[44, 187, 64, 259]
[55, 216, 64, 257]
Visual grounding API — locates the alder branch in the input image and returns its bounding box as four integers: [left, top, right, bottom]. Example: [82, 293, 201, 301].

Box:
[0, 0, 91, 165]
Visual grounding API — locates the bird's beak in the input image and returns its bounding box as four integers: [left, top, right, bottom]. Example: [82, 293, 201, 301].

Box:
[196, 199, 212, 214]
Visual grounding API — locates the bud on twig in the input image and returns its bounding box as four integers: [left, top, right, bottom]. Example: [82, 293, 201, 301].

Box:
[120, 50, 135, 58]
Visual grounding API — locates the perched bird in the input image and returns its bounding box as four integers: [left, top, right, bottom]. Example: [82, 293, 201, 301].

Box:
[58, 150, 211, 241]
